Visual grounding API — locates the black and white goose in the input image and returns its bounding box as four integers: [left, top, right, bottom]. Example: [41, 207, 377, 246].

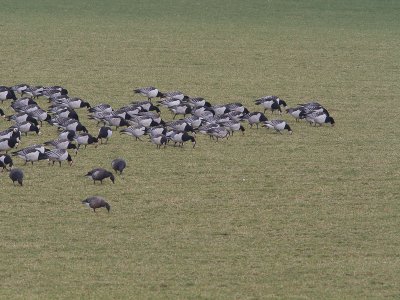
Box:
[243, 112, 268, 129]
[12, 148, 48, 165]
[0, 128, 21, 141]
[150, 134, 168, 149]
[53, 107, 79, 120]
[97, 126, 113, 144]
[188, 97, 211, 108]
[262, 120, 293, 134]
[131, 101, 161, 113]
[111, 158, 126, 174]
[255, 96, 282, 114]
[12, 121, 41, 136]
[169, 131, 196, 148]
[10, 97, 37, 110]
[207, 127, 230, 141]
[211, 104, 231, 116]
[58, 130, 76, 141]
[75, 133, 98, 149]
[59, 119, 88, 133]
[120, 126, 146, 141]
[159, 91, 189, 101]
[0, 154, 13, 170]
[169, 104, 192, 119]
[225, 103, 249, 114]
[44, 149, 73, 166]
[82, 196, 110, 213]
[85, 168, 115, 184]
[0, 86, 17, 102]
[56, 97, 91, 109]
[221, 121, 245, 135]
[44, 138, 78, 151]
[9, 168, 24, 186]
[11, 84, 30, 95]
[7, 112, 39, 126]
[28, 109, 51, 125]
[22, 86, 43, 98]
[0, 137, 19, 153]
[89, 103, 113, 114]
[286, 107, 307, 122]
[305, 111, 335, 126]
[134, 86, 162, 101]
[157, 97, 183, 108]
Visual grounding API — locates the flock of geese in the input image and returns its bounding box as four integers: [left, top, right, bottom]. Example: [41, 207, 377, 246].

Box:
[0, 84, 335, 212]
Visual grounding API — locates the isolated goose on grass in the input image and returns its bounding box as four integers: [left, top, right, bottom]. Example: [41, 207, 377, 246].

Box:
[111, 158, 126, 174]
[9, 168, 24, 186]
[97, 126, 113, 144]
[0, 154, 13, 170]
[85, 168, 115, 184]
[82, 196, 110, 213]
[262, 120, 293, 134]
[44, 149, 73, 166]
[134, 86, 162, 101]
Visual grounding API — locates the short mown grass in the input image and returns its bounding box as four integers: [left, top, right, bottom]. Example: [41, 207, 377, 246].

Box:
[1, 0, 400, 298]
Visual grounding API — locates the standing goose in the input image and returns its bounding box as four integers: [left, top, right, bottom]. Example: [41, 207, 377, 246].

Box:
[0, 86, 17, 102]
[0, 154, 13, 170]
[111, 158, 126, 174]
[12, 122, 41, 136]
[75, 133, 98, 149]
[0, 137, 19, 153]
[150, 134, 168, 149]
[82, 196, 110, 213]
[134, 86, 162, 101]
[85, 168, 115, 184]
[169, 131, 196, 148]
[7, 112, 39, 126]
[9, 168, 24, 186]
[243, 112, 268, 129]
[159, 91, 189, 101]
[44, 149, 73, 166]
[44, 138, 78, 151]
[255, 96, 282, 114]
[262, 120, 293, 134]
[305, 111, 335, 126]
[97, 126, 113, 144]
[120, 126, 146, 141]
[12, 148, 48, 165]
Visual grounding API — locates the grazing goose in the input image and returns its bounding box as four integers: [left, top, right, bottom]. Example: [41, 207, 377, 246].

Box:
[192, 106, 214, 118]
[97, 126, 113, 144]
[111, 158, 126, 174]
[225, 103, 249, 114]
[157, 97, 182, 108]
[23, 86, 43, 98]
[14, 103, 40, 114]
[9, 168, 24, 186]
[10, 97, 37, 110]
[12, 148, 48, 165]
[255, 96, 282, 114]
[134, 86, 162, 101]
[0, 137, 19, 153]
[58, 130, 76, 141]
[44, 149, 73, 166]
[85, 168, 115, 184]
[61, 119, 88, 133]
[28, 109, 51, 125]
[169, 104, 192, 119]
[159, 91, 189, 101]
[103, 116, 129, 129]
[11, 84, 30, 95]
[305, 111, 335, 126]
[243, 112, 268, 129]
[0, 154, 13, 170]
[188, 97, 211, 108]
[0, 86, 17, 102]
[44, 138, 77, 151]
[120, 126, 146, 141]
[75, 133, 98, 149]
[211, 104, 231, 116]
[82, 196, 110, 213]
[221, 121, 245, 135]
[169, 131, 196, 148]
[262, 120, 293, 134]
[12, 121, 41, 135]
[7, 112, 39, 126]
[53, 107, 79, 120]
[286, 107, 306, 122]
[150, 134, 168, 149]
[61, 97, 91, 109]
[89, 103, 113, 113]
[146, 125, 166, 137]
[207, 127, 230, 141]
[131, 101, 161, 113]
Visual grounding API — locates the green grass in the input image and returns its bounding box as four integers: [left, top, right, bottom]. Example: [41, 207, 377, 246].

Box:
[1, 0, 400, 298]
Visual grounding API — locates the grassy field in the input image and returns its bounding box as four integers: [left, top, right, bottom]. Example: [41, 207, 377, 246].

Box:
[1, 0, 400, 298]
